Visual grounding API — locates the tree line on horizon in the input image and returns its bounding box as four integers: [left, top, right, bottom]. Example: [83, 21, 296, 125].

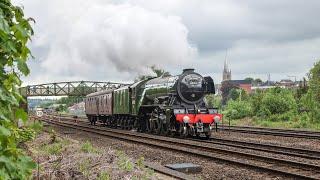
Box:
[208, 60, 320, 129]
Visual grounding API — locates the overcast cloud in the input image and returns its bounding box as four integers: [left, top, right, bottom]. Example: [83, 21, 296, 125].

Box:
[15, 0, 320, 85]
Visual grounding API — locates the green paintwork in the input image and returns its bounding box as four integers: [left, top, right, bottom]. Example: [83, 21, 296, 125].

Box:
[113, 87, 130, 114]
[129, 79, 149, 115]
[139, 76, 178, 106]
[112, 76, 179, 115]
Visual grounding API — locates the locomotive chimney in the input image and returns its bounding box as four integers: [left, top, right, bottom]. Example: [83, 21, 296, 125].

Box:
[183, 68, 195, 73]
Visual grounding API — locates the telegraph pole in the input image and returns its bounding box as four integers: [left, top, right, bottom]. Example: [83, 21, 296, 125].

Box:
[287, 75, 297, 82]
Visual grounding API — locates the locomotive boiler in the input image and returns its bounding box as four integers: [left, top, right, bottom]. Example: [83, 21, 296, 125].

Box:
[85, 69, 222, 138]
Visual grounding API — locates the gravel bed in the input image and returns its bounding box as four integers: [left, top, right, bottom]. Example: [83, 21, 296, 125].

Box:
[196, 140, 320, 166]
[49, 125, 295, 180]
[212, 131, 320, 151]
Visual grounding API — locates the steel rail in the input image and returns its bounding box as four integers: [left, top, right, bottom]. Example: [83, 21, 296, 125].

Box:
[219, 126, 320, 139]
[220, 125, 320, 135]
[196, 137, 320, 160]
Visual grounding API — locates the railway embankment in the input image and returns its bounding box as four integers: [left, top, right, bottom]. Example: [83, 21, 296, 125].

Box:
[25, 131, 161, 179]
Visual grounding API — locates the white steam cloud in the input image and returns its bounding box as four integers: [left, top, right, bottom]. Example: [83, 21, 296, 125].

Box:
[27, 0, 197, 81]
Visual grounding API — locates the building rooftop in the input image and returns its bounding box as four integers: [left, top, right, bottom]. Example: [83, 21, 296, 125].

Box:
[226, 80, 251, 85]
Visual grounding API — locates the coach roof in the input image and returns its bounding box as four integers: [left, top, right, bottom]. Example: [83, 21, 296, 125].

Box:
[86, 89, 115, 97]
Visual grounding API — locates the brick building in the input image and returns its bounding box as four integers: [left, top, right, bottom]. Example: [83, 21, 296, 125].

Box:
[227, 80, 252, 94]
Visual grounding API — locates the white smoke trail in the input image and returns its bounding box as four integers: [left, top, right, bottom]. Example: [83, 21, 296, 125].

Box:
[23, 0, 197, 81]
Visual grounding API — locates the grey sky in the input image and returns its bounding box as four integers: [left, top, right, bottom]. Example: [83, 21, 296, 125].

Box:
[16, 0, 320, 85]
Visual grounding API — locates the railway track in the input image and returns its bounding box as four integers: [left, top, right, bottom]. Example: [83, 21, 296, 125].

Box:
[42, 115, 320, 160]
[43, 115, 320, 159]
[219, 125, 320, 139]
[54, 114, 320, 139]
[35, 116, 320, 179]
[201, 137, 320, 160]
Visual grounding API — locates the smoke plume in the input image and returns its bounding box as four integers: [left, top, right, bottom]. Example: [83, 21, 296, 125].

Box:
[25, 0, 197, 82]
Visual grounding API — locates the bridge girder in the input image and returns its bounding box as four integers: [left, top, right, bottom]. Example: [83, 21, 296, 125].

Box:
[20, 81, 129, 97]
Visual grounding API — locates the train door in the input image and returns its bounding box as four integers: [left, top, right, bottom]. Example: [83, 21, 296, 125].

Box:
[130, 87, 135, 115]
[128, 87, 132, 114]
[96, 97, 99, 115]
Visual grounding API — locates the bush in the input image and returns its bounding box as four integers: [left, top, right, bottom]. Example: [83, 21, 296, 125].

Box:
[300, 91, 320, 123]
[205, 95, 222, 109]
[249, 90, 264, 114]
[0, 0, 35, 178]
[259, 88, 297, 115]
[267, 111, 294, 122]
[13, 128, 36, 143]
[29, 121, 43, 134]
[224, 100, 252, 119]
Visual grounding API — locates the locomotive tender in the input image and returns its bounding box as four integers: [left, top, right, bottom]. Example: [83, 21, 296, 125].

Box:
[85, 69, 222, 138]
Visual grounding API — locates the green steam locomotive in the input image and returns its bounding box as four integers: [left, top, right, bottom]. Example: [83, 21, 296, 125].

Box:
[85, 69, 222, 138]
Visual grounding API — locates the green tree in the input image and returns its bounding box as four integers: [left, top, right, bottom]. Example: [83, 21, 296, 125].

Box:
[228, 88, 240, 101]
[205, 94, 222, 109]
[228, 88, 248, 101]
[224, 100, 252, 119]
[304, 60, 320, 122]
[254, 78, 263, 85]
[57, 96, 83, 107]
[258, 88, 297, 117]
[249, 89, 264, 114]
[0, 0, 36, 179]
[308, 61, 320, 103]
[244, 77, 254, 84]
[295, 77, 308, 100]
[221, 81, 238, 105]
[55, 104, 67, 112]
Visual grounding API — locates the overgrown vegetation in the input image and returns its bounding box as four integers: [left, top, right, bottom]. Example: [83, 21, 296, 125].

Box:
[213, 60, 320, 130]
[39, 138, 70, 155]
[81, 140, 98, 153]
[224, 100, 252, 120]
[78, 158, 91, 178]
[116, 150, 134, 171]
[98, 171, 111, 180]
[0, 0, 36, 179]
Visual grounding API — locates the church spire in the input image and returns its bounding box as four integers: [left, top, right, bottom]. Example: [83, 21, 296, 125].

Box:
[224, 50, 228, 71]
[222, 49, 231, 81]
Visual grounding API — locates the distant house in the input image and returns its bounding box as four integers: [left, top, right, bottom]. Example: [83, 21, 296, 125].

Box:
[278, 79, 295, 87]
[260, 80, 276, 86]
[68, 102, 85, 115]
[226, 80, 252, 94]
